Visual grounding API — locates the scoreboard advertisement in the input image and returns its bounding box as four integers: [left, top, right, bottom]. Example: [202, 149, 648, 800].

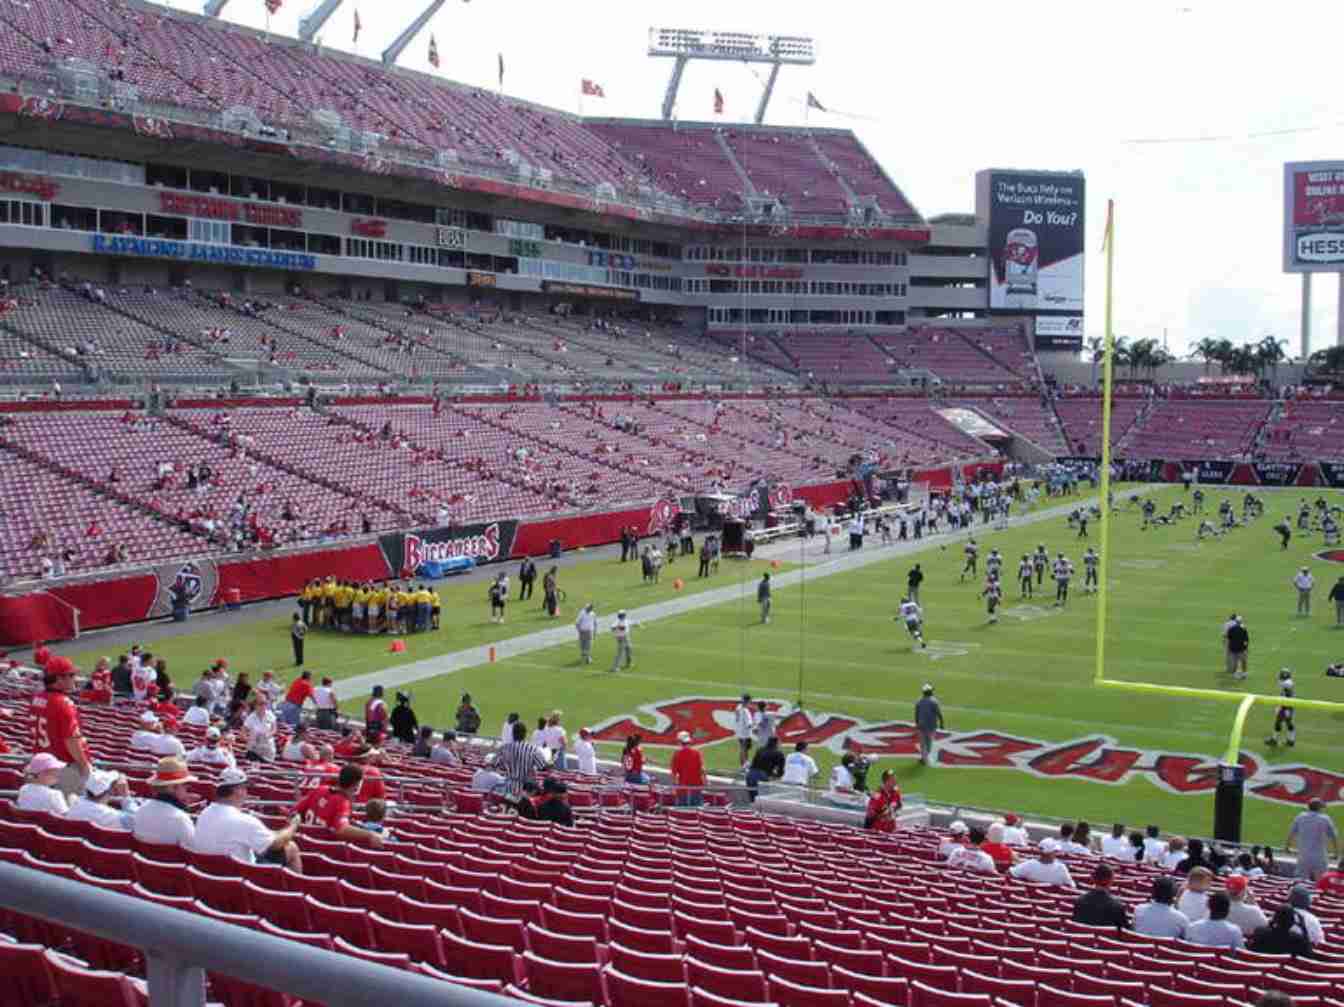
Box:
[1283, 161, 1344, 272]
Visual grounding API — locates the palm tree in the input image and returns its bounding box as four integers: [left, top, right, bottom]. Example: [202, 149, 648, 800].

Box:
[1254, 335, 1287, 383]
[1225, 344, 1259, 376]
[1087, 335, 1129, 384]
[1190, 337, 1221, 375]
[1308, 345, 1344, 374]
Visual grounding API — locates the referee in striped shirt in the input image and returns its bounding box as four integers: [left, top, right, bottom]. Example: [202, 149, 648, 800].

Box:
[496, 721, 548, 793]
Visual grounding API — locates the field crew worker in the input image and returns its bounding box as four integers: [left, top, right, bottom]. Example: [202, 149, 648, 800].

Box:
[610, 610, 633, 672]
[291, 613, 307, 666]
[1225, 616, 1250, 681]
[758, 572, 772, 624]
[1329, 574, 1344, 627]
[907, 563, 923, 604]
[1294, 567, 1314, 618]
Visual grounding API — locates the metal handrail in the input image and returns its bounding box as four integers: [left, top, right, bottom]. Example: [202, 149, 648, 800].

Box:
[0, 861, 513, 1007]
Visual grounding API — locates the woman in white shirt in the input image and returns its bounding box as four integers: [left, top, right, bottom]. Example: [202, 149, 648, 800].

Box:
[542, 711, 568, 771]
[66, 770, 136, 831]
[17, 753, 70, 816]
[573, 727, 598, 775]
[242, 694, 278, 762]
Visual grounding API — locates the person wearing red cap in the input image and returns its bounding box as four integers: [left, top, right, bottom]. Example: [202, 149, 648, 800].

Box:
[1224, 875, 1268, 936]
[30, 656, 91, 799]
[1318, 856, 1344, 899]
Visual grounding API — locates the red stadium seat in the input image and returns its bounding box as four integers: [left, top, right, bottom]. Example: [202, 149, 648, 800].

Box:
[505, 983, 597, 1007]
[608, 943, 687, 984]
[910, 981, 995, 1007]
[604, 966, 691, 1007]
[242, 882, 310, 933]
[767, 975, 849, 1007]
[959, 969, 1036, 1007]
[369, 913, 448, 966]
[683, 935, 754, 971]
[541, 905, 610, 943]
[523, 952, 608, 1004]
[44, 950, 146, 1007]
[438, 929, 524, 984]
[831, 968, 909, 1005]
[1035, 985, 1117, 1007]
[525, 924, 604, 965]
[609, 918, 678, 954]
[0, 941, 58, 1005]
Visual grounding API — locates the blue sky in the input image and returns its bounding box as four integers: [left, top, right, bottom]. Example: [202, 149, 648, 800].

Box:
[192, 0, 1344, 357]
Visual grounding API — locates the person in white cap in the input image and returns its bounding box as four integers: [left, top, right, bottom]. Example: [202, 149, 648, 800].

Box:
[130, 712, 185, 758]
[573, 727, 598, 776]
[17, 753, 70, 815]
[67, 770, 137, 831]
[574, 604, 597, 664]
[609, 610, 633, 673]
[192, 767, 303, 870]
[1010, 846, 1076, 888]
[1294, 567, 1315, 617]
[185, 727, 237, 769]
[132, 757, 198, 848]
[938, 820, 970, 860]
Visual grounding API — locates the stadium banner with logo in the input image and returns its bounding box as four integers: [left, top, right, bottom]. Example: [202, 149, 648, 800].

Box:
[1033, 315, 1084, 352]
[1283, 161, 1344, 273]
[1251, 461, 1304, 486]
[978, 169, 1086, 316]
[381, 521, 519, 577]
[149, 558, 219, 617]
[1321, 462, 1344, 488]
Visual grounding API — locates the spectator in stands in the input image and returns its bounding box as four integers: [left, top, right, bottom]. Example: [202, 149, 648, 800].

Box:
[185, 727, 237, 769]
[255, 670, 283, 707]
[454, 693, 481, 736]
[313, 676, 337, 730]
[193, 767, 302, 870]
[536, 777, 574, 826]
[745, 737, 785, 801]
[1073, 821, 1096, 853]
[66, 770, 136, 831]
[1178, 867, 1214, 921]
[1009, 847, 1075, 888]
[1041, 822, 1088, 856]
[1100, 823, 1131, 859]
[242, 692, 278, 762]
[621, 734, 650, 785]
[1176, 837, 1214, 875]
[1001, 813, 1029, 846]
[1286, 885, 1325, 945]
[542, 711, 568, 770]
[501, 712, 521, 743]
[781, 741, 819, 787]
[1071, 863, 1129, 928]
[295, 765, 383, 847]
[1318, 855, 1344, 898]
[733, 694, 755, 767]
[497, 720, 549, 793]
[939, 821, 971, 859]
[412, 725, 435, 758]
[1186, 892, 1244, 949]
[573, 727, 598, 776]
[111, 654, 133, 697]
[670, 730, 706, 806]
[430, 732, 460, 766]
[828, 752, 858, 792]
[279, 670, 314, 728]
[1286, 799, 1339, 881]
[362, 799, 389, 836]
[1249, 905, 1315, 957]
[1160, 836, 1187, 870]
[390, 691, 419, 744]
[17, 753, 69, 815]
[365, 685, 389, 742]
[1142, 825, 1168, 862]
[864, 771, 902, 834]
[130, 712, 186, 758]
[1224, 875, 1268, 936]
[471, 759, 507, 795]
[981, 823, 1017, 870]
[1134, 877, 1189, 939]
[948, 827, 997, 874]
[182, 695, 212, 728]
[351, 747, 386, 804]
[31, 656, 92, 799]
[280, 724, 309, 762]
[133, 757, 198, 848]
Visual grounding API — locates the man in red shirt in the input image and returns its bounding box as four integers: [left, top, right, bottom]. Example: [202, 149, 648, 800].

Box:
[864, 770, 902, 833]
[31, 656, 92, 799]
[1319, 857, 1344, 898]
[294, 765, 383, 846]
[279, 670, 314, 728]
[350, 747, 386, 803]
[669, 730, 706, 807]
[363, 685, 388, 743]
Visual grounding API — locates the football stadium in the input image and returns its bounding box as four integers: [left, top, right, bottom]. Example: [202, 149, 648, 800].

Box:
[1, 1, 1344, 1003]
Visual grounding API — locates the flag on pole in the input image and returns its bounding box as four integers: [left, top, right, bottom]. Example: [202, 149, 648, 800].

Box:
[1101, 198, 1114, 252]
[352, 9, 361, 43]
[428, 34, 439, 69]
[713, 88, 724, 115]
[806, 91, 826, 112]
[581, 79, 605, 98]
[497, 52, 504, 89]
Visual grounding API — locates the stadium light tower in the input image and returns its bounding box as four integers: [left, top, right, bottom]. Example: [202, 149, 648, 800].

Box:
[382, 0, 447, 66]
[298, 0, 345, 42]
[648, 28, 816, 124]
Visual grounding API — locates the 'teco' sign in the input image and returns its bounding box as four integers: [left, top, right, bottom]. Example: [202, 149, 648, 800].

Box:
[1283, 161, 1344, 273]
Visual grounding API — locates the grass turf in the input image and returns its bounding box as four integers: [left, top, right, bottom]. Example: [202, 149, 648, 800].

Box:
[73, 485, 1344, 842]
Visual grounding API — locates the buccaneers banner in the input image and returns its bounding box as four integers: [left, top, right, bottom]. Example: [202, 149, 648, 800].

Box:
[1321, 462, 1344, 488]
[148, 557, 220, 617]
[1251, 462, 1303, 486]
[380, 520, 519, 577]
[591, 696, 1344, 809]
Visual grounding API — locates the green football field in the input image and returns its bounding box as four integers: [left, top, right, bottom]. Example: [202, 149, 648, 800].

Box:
[74, 484, 1344, 843]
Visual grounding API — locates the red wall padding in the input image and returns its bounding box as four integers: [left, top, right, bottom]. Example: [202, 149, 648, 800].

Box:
[210, 544, 391, 606]
[510, 505, 655, 559]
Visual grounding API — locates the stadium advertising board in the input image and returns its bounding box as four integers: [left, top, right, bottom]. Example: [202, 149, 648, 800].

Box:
[1034, 315, 1084, 351]
[91, 234, 317, 270]
[380, 520, 519, 577]
[1283, 161, 1344, 272]
[980, 169, 1085, 317]
[1321, 462, 1344, 488]
[541, 280, 639, 301]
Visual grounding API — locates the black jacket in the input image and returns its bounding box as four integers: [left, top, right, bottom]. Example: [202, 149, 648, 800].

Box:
[749, 747, 785, 779]
[1071, 887, 1129, 929]
[390, 704, 419, 744]
[536, 797, 574, 826]
[1249, 921, 1313, 957]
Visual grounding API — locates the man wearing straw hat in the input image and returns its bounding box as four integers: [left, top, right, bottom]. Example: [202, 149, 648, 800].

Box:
[132, 756, 198, 848]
